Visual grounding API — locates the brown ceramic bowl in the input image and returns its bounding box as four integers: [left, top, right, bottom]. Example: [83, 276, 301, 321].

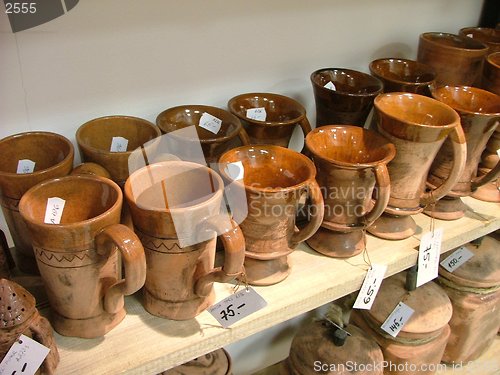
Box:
[483, 52, 500, 95]
[459, 27, 500, 53]
[369, 58, 436, 96]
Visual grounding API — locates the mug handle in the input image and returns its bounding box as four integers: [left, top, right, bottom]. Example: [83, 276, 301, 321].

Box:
[421, 125, 467, 205]
[299, 116, 312, 138]
[237, 127, 251, 145]
[290, 180, 324, 248]
[194, 216, 245, 297]
[364, 164, 391, 226]
[471, 160, 500, 190]
[96, 223, 146, 314]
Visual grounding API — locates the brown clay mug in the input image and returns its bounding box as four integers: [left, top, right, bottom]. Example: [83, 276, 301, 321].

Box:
[459, 27, 500, 53]
[369, 58, 436, 96]
[124, 161, 245, 320]
[310, 68, 383, 127]
[0, 132, 74, 274]
[227, 93, 312, 148]
[417, 32, 489, 86]
[482, 52, 500, 95]
[156, 105, 250, 165]
[367, 93, 466, 240]
[219, 145, 324, 285]
[426, 86, 500, 220]
[19, 175, 146, 338]
[305, 126, 395, 258]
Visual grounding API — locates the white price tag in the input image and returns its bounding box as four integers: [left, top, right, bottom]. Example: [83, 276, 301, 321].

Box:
[208, 287, 267, 328]
[440, 246, 474, 273]
[43, 197, 66, 225]
[467, 33, 473, 38]
[497, 148, 500, 158]
[225, 161, 244, 181]
[380, 302, 414, 338]
[416, 228, 443, 287]
[353, 263, 387, 310]
[0, 334, 50, 375]
[199, 112, 222, 134]
[324, 81, 336, 90]
[16, 159, 35, 174]
[110, 136, 129, 152]
[246, 107, 267, 121]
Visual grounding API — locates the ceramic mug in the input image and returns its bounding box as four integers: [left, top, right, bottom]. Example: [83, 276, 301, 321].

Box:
[227, 93, 312, 148]
[459, 27, 500, 53]
[482, 52, 500, 95]
[0, 132, 74, 274]
[19, 175, 146, 338]
[310, 68, 383, 127]
[367, 93, 466, 240]
[124, 161, 245, 320]
[156, 105, 250, 165]
[305, 126, 395, 258]
[219, 145, 324, 285]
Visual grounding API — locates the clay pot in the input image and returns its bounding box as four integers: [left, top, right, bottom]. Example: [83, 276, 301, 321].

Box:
[438, 235, 500, 363]
[219, 145, 324, 285]
[310, 68, 383, 127]
[417, 32, 489, 86]
[281, 320, 384, 375]
[426, 86, 500, 220]
[459, 27, 500, 53]
[160, 349, 232, 375]
[0, 279, 59, 375]
[369, 58, 436, 96]
[124, 161, 245, 320]
[367, 93, 466, 240]
[0, 230, 13, 278]
[19, 175, 146, 338]
[482, 52, 500, 95]
[0, 132, 74, 274]
[156, 105, 250, 165]
[227, 93, 311, 148]
[352, 272, 453, 375]
[305, 126, 395, 257]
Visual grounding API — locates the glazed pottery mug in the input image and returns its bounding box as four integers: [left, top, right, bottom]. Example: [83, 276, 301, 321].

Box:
[156, 105, 250, 165]
[310, 68, 383, 127]
[227, 93, 312, 148]
[124, 161, 245, 320]
[305, 126, 395, 258]
[459, 27, 500, 53]
[19, 175, 146, 338]
[369, 58, 436, 96]
[482, 52, 500, 95]
[417, 32, 489, 86]
[0, 132, 74, 274]
[219, 145, 324, 285]
[367, 93, 466, 240]
[426, 86, 500, 220]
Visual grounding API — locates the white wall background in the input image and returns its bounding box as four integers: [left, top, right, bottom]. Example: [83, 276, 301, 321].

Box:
[0, 0, 483, 373]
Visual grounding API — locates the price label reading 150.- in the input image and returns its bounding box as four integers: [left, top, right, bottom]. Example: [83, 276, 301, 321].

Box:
[440, 246, 474, 273]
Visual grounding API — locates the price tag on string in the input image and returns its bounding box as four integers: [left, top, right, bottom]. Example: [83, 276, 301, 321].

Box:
[380, 302, 414, 338]
[16, 159, 36, 174]
[208, 287, 267, 328]
[199, 112, 222, 134]
[110, 136, 128, 152]
[467, 33, 473, 38]
[246, 107, 267, 121]
[353, 263, 387, 310]
[497, 149, 500, 158]
[44, 197, 66, 225]
[324, 81, 336, 91]
[416, 228, 443, 287]
[440, 246, 474, 273]
[0, 334, 50, 375]
[225, 161, 244, 181]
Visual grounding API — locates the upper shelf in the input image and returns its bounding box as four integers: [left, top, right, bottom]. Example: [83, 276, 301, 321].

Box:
[53, 196, 499, 375]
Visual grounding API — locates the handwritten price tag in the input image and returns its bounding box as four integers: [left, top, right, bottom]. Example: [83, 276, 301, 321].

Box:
[16, 159, 35, 174]
[208, 287, 267, 328]
[440, 246, 474, 273]
[110, 136, 129, 152]
[43, 197, 66, 225]
[225, 161, 244, 181]
[380, 302, 414, 338]
[0, 335, 49, 375]
[353, 263, 387, 310]
[324, 81, 336, 91]
[416, 228, 443, 287]
[246, 107, 267, 121]
[199, 112, 222, 134]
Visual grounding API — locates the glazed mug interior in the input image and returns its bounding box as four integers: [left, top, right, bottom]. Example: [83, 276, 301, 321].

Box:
[311, 68, 383, 95]
[431, 86, 500, 114]
[420, 32, 488, 51]
[459, 27, 500, 52]
[369, 58, 436, 91]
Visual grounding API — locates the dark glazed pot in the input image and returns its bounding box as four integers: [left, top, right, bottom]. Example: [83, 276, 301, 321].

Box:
[482, 52, 500, 95]
[459, 27, 500, 53]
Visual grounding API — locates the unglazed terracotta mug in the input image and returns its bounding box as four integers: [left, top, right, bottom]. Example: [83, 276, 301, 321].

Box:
[426, 86, 500, 220]
[0, 132, 74, 274]
[459, 27, 500, 53]
[227, 93, 312, 148]
[368, 93, 466, 240]
[156, 105, 250, 165]
[219, 145, 324, 285]
[310, 68, 383, 127]
[305, 126, 395, 258]
[369, 58, 436, 96]
[417, 32, 489, 86]
[124, 161, 245, 320]
[19, 175, 146, 338]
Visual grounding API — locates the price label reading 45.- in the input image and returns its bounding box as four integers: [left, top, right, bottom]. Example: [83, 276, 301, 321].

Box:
[208, 287, 267, 328]
[440, 246, 474, 273]
[0, 334, 49, 375]
[380, 302, 414, 338]
[416, 228, 443, 287]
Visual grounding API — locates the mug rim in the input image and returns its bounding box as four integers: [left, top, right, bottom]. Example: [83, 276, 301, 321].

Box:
[310, 67, 384, 97]
[369, 58, 436, 86]
[459, 27, 500, 46]
[487, 52, 500, 68]
[419, 32, 489, 53]
[431, 85, 500, 116]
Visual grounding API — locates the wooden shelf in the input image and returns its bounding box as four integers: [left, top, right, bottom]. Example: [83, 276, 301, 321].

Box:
[53, 197, 499, 375]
